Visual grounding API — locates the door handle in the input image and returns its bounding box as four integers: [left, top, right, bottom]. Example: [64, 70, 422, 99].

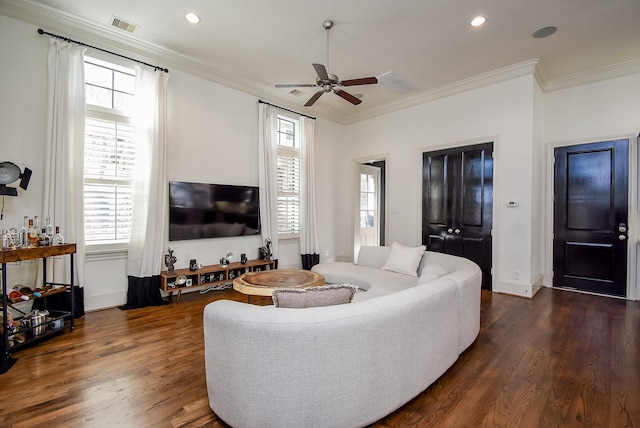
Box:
[618, 235, 627, 241]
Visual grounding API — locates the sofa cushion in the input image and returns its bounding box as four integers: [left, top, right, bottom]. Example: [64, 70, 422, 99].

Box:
[356, 246, 392, 269]
[382, 242, 426, 277]
[272, 284, 358, 308]
[418, 264, 449, 284]
[312, 262, 375, 291]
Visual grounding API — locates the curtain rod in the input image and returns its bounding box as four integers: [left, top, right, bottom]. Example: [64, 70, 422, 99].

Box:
[37, 28, 169, 73]
[258, 100, 316, 120]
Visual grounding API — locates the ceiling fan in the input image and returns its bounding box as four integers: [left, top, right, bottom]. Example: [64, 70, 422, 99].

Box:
[275, 20, 378, 107]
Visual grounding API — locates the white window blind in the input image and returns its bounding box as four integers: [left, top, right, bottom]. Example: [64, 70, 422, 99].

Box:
[276, 115, 300, 237]
[84, 117, 135, 243]
[276, 150, 300, 235]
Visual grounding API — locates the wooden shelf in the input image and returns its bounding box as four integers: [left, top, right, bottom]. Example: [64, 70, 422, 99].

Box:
[0, 244, 77, 263]
[160, 259, 276, 303]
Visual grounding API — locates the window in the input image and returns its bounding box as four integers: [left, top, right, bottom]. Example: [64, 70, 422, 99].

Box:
[276, 116, 300, 238]
[83, 57, 136, 245]
[359, 166, 380, 247]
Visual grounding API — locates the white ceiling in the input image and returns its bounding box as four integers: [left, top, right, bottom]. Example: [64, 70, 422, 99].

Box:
[5, 0, 640, 123]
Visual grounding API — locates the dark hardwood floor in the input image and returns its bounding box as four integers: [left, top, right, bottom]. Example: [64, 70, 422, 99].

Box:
[1, 287, 638, 427]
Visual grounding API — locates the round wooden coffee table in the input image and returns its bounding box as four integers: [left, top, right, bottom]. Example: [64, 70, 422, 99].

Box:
[233, 269, 325, 302]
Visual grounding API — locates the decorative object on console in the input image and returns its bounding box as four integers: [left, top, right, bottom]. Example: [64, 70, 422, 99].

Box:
[240, 253, 247, 264]
[220, 252, 234, 268]
[175, 275, 187, 287]
[189, 259, 198, 271]
[164, 247, 176, 273]
[259, 238, 273, 260]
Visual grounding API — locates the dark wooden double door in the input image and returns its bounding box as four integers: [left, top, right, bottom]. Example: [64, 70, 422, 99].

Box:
[422, 143, 493, 290]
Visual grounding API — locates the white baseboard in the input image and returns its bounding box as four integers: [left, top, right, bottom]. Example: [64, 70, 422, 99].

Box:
[493, 275, 544, 299]
[84, 290, 126, 312]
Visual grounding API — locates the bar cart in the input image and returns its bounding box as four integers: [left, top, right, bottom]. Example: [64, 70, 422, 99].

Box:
[1, 244, 76, 359]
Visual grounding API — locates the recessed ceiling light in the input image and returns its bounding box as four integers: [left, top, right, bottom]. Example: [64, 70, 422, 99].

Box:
[470, 16, 486, 27]
[185, 12, 200, 24]
[532, 25, 557, 39]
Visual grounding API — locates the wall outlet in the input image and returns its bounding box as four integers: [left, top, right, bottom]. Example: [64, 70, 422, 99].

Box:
[325, 250, 329, 257]
[513, 271, 520, 280]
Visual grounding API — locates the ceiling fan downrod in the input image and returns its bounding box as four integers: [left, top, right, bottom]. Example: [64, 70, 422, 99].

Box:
[323, 20, 333, 72]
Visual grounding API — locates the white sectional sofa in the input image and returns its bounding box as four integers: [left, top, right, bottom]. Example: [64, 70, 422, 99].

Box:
[203, 245, 482, 428]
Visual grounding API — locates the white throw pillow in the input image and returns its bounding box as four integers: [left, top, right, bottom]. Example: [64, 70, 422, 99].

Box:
[381, 242, 426, 277]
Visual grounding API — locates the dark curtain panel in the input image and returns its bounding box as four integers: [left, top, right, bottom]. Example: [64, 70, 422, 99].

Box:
[301, 253, 320, 270]
[119, 276, 168, 310]
[34, 285, 85, 319]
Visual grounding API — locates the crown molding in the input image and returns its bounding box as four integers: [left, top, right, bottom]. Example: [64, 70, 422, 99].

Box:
[543, 59, 640, 92]
[342, 59, 540, 125]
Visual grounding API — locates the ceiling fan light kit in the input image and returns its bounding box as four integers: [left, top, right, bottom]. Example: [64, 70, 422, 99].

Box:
[276, 19, 378, 107]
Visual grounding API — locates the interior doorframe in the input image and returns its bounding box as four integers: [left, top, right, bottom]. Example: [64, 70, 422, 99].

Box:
[353, 154, 389, 261]
[544, 134, 638, 300]
[358, 163, 382, 247]
[417, 136, 499, 292]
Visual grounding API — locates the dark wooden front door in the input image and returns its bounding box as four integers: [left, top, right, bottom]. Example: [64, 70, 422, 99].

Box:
[422, 143, 493, 290]
[553, 139, 629, 297]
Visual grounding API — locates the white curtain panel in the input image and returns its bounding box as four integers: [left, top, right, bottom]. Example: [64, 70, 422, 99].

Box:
[126, 65, 169, 277]
[299, 116, 319, 255]
[258, 103, 279, 259]
[43, 39, 86, 287]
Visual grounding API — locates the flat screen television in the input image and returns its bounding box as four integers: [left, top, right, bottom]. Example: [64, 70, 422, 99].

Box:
[168, 181, 261, 241]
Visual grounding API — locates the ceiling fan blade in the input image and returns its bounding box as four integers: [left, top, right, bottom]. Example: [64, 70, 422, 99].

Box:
[275, 83, 317, 88]
[304, 91, 324, 107]
[334, 89, 362, 105]
[312, 63, 330, 81]
[340, 76, 378, 86]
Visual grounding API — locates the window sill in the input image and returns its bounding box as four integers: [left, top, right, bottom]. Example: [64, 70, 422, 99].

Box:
[278, 236, 299, 244]
[85, 244, 128, 262]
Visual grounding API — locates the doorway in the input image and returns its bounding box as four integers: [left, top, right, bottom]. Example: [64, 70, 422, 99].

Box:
[553, 139, 629, 298]
[358, 162, 386, 248]
[422, 142, 493, 290]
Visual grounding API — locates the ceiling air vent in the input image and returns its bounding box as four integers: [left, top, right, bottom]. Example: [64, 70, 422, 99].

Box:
[110, 16, 138, 33]
[289, 89, 303, 96]
[377, 71, 415, 94]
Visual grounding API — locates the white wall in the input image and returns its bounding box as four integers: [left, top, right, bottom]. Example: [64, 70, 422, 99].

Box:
[543, 73, 640, 299]
[313, 118, 345, 261]
[0, 15, 48, 287]
[531, 78, 545, 293]
[544, 74, 640, 143]
[337, 75, 539, 295]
